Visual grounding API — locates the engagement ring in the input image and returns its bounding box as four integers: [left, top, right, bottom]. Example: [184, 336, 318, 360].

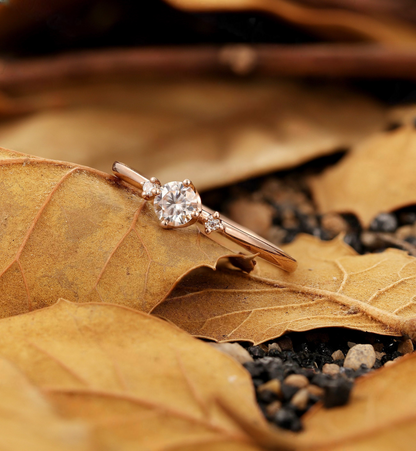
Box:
[113, 162, 297, 272]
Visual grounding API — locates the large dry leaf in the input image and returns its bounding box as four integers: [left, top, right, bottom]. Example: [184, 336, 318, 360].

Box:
[164, 0, 416, 45]
[0, 300, 292, 451]
[0, 357, 90, 451]
[0, 79, 385, 191]
[0, 147, 242, 317]
[309, 124, 416, 226]
[155, 234, 416, 344]
[297, 352, 416, 450]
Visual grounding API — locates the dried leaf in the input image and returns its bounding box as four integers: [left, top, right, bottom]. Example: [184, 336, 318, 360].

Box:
[0, 147, 242, 317]
[298, 353, 416, 450]
[0, 357, 90, 451]
[0, 80, 385, 191]
[0, 300, 293, 451]
[309, 125, 416, 226]
[155, 234, 416, 344]
[163, 0, 416, 46]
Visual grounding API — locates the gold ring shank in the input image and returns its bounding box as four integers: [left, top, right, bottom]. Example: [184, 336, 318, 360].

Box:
[113, 162, 297, 272]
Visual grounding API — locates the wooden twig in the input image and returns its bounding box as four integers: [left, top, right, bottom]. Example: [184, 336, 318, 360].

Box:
[2, 45, 416, 91]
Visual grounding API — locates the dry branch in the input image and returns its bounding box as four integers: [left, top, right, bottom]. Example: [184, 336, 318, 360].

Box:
[2, 45, 416, 91]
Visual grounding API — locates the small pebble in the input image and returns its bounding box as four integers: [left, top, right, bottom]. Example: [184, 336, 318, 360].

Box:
[281, 383, 300, 402]
[398, 339, 414, 355]
[277, 336, 293, 351]
[347, 342, 357, 348]
[370, 213, 398, 233]
[361, 231, 385, 249]
[208, 342, 253, 364]
[321, 213, 349, 237]
[281, 209, 299, 229]
[248, 345, 266, 359]
[291, 388, 309, 410]
[344, 344, 376, 370]
[257, 389, 277, 404]
[257, 379, 281, 396]
[311, 373, 331, 388]
[268, 226, 286, 244]
[331, 350, 345, 361]
[274, 407, 302, 432]
[322, 363, 340, 376]
[324, 378, 353, 408]
[268, 343, 282, 353]
[245, 363, 266, 380]
[307, 384, 324, 398]
[375, 351, 386, 360]
[284, 374, 309, 388]
[266, 400, 282, 416]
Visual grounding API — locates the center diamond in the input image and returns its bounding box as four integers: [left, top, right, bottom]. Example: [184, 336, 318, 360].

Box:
[153, 181, 201, 227]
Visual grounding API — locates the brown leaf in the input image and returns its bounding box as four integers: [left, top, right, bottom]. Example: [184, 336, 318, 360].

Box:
[163, 0, 416, 46]
[0, 300, 293, 451]
[0, 357, 90, 451]
[155, 234, 416, 344]
[297, 353, 416, 450]
[0, 79, 385, 191]
[0, 147, 242, 317]
[309, 124, 416, 226]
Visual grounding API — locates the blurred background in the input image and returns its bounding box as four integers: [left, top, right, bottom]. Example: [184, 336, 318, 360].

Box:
[1, 0, 416, 252]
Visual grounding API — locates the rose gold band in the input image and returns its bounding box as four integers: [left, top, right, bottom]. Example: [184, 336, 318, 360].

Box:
[112, 162, 297, 272]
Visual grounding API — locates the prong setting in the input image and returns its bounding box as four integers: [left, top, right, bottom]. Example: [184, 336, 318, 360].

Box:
[160, 219, 171, 228]
[204, 212, 223, 234]
[150, 177, 161, 186]
[183, 179, 192, 187]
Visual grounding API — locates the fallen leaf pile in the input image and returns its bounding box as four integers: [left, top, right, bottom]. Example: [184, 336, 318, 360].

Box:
[0, 134, 415, 448]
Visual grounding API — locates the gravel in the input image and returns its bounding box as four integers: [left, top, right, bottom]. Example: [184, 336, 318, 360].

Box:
[241, 329, 410, 432]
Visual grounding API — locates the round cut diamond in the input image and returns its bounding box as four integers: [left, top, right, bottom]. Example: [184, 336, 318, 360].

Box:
[154, 181, 200, 227]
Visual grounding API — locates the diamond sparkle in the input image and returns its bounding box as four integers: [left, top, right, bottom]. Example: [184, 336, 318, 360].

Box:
[204, 215, 222, 234]
[153, 181, 201, 227]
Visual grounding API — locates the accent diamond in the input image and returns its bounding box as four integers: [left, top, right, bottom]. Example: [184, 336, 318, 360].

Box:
[205, 215, 222, 234]
[142, 181, 158, 198]
[154, 181, 201, 227]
